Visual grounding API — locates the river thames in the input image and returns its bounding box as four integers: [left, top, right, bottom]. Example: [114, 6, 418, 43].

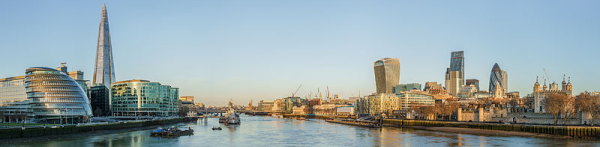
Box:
[9, 115, 600, 147]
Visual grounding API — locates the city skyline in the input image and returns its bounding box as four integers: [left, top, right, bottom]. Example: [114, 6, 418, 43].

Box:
[1, 1, 600, 106]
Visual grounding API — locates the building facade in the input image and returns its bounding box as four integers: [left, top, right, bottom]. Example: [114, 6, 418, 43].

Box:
[111, 80, 179, 117]
[448, 71, 461, 96]
[397, 91, 435, 110]
[533, 76, 573, 113]
[449, 51, 465, 88]
[394, 83, 422, 93]
[374, 58, 401, 94]
[257, 100, 274, 112]
[424, 81, 446, 95]
[89, 84, 110, 116]
[0, 75, 29, 123]
[25, 67, 93, 123]
[465, 79, 479, 91]
[93, 4, 116, 88]
[489, 63, 508, 97]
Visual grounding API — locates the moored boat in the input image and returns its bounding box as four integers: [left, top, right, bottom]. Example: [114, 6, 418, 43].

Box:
[151, 126, 194, 137]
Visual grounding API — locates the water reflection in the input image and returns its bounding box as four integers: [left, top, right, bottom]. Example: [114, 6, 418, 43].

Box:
[10, 115, 600, 147]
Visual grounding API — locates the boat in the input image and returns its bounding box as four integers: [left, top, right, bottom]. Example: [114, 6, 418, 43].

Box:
[224, 99, 241, 124]
[151, 126, 194, 137]
[296, 117, 305, 120]
[272, 114, 283, 118]
[150, 127, 167, 136]
[212, 127, 222, 130]
[325, 118, 381, 128]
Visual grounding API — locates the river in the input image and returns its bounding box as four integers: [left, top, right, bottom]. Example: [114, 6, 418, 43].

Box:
[8, 115, 600, 147]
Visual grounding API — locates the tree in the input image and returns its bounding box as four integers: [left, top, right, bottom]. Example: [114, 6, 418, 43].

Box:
[542, 93, 564, 125]
[561, 95, 575, 125]
[508, 97, 519, 112]
[441, 101, 459, 121]
[576, 92, 600, 125]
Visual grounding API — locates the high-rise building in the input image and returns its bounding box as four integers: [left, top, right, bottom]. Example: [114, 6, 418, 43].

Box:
[448, 71, 461, 96]
[26, 67, 93, 123]
[90, 84, 110, 116]
[374, 58, 401, 94]
[111, 80, 179, 117]
[489, 63, 508, 97]
[450, 51, 465, 87]
[465, 79, 479, 91]
[93, 4, 115, 88]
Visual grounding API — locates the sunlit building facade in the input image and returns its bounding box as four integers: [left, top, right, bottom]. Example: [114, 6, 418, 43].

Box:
[397, 91, 435, 110]
[489, 63, 508, 97]
[111, 80, 179, 117]
[0, 76, 29, 123]
[449, 51, 465, 87]
[25, 67, 93, 123]
[93, 4, 116, 88]
[374, 58, 401, 94]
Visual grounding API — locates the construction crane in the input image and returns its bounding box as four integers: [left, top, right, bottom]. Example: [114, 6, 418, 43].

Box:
[543, 68, 551, 83]
[291, 84, 303, 97]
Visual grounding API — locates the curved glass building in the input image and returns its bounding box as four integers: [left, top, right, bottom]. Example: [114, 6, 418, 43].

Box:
[374, 58, 401, 94]
[111, 80, 179, 117]
[489, 63, 508, 97]
[25, 67, 92, 123]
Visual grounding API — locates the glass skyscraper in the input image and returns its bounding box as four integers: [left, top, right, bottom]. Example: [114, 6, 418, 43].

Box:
[93, 4, 115, 88]
[374, 58, 401, 94]
[489, 63, 508, 97]
[450, 51, 464, 87]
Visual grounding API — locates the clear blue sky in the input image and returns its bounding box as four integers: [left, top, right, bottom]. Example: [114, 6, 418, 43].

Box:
[1, 1, 599, 106]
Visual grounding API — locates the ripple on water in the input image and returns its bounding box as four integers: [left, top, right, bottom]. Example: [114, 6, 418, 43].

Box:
[9, 115, 600, 147]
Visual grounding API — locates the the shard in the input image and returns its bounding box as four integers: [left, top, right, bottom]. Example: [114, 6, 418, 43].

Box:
[93, 4, 115, 87]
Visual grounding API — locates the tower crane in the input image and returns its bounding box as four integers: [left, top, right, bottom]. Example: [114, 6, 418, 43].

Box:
[543, 68, 551, 83]
[291, 84, 303, 97]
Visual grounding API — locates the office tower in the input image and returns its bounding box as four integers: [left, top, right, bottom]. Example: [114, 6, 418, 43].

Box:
[93, 4, 116, 88]
[466, 79, 479, 91]
[374, 58, 401, 94]
[450, 51, 465, 87]
[449, 71, 460, 96]
[489, 63, 507, 97]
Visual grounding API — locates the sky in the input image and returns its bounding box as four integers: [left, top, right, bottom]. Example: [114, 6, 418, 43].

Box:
[1, 0, 599, 106]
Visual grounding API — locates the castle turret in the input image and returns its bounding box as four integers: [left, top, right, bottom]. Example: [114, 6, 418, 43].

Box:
[562, 74, 567, 91]
[534, 76, 541, 93]
[566, 77, 573, 96]
[542, 79, 548, 91]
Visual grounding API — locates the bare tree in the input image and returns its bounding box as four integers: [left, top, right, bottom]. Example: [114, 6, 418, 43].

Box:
[508, 97, 519, 112]
[562, 95, 576, 125]
[542, 93, 563, 125]
[576, 92, 600, 125]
